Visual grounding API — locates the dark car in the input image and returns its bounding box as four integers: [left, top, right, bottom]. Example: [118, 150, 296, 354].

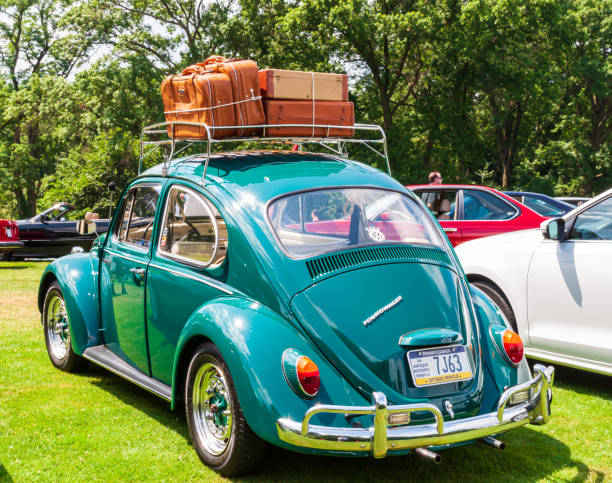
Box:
[504, 191, 574, 217]
[13, 202, 110, 259]
[0, 219, 23, 260]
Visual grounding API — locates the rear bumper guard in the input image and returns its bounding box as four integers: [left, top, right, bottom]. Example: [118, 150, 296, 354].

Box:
[277, 364, 554, 458]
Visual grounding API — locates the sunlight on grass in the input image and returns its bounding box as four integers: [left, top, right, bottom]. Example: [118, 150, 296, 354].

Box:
[0, 261, 610, 481]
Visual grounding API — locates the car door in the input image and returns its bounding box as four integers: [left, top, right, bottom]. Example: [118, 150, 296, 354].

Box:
[146, 183, 231, 385]
[527, 196, 612, 364]
[100, 182, 162, 374]
[459, 189, 520, 243]
[415, 189, 462, 245]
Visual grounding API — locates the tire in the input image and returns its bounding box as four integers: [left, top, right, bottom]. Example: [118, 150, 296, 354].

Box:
[185, 342, 266, 476]
[0, 251, 11, 261]
[43, 281, 89, 372]
[471, 280, 518, 333]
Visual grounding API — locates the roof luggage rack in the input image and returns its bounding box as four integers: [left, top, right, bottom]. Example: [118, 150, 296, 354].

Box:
[139, 122, 390, 185]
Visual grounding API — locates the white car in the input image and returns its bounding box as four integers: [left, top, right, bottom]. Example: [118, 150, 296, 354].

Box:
[456, 188, 612, 376]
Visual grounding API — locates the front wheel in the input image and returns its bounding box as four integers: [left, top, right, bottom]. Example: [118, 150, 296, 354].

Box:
[185, 342, 266, 476]
[43, 281, 88, 372]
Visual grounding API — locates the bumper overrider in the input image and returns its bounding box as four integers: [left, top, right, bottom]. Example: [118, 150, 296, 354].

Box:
[277, 364, 554, 458]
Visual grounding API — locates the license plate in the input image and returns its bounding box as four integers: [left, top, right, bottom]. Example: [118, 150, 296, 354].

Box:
[5, 227, 12, 238]
[407, 345, 473, 387]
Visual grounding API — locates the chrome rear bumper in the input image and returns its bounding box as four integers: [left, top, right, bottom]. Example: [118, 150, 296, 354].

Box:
[277, 364, 554, 458]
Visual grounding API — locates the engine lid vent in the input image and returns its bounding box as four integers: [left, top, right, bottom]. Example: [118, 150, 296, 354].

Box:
[306, 245, 452, 280]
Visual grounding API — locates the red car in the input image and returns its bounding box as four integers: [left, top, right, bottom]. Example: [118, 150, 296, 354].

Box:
[0, 219, 23, 260]
[407, 184, 547, 246]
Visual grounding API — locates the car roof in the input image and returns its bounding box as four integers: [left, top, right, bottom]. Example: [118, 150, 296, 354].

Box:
[408, 184, 498, 191]
[140, 151, 404, 204]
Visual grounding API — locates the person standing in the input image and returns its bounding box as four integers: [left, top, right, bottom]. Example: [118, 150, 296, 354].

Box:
[422, 172, 443, 207]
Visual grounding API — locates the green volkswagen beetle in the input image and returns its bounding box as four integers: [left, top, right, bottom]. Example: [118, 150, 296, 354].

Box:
[39, 146, 554, 476]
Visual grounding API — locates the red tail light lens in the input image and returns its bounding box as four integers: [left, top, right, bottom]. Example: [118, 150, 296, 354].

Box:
[297, 356, 320, 397]
[503, 330, 524, 364]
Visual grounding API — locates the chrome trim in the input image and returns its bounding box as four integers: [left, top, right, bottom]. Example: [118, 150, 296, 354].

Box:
[277, 364, 554, 457]
[81, 351, 171, 401]
[148, 262, 233, 295]
[443, 228, 458, 233]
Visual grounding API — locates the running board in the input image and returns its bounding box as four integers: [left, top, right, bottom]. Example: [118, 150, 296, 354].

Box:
[82, 345, 172, 402]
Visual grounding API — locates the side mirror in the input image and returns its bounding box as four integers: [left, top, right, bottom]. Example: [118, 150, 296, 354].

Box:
[39, 214, 47, 223]
[541, 218, 565, 241]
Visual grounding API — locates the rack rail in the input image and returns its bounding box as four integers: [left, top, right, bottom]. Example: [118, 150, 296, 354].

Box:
[139, 122, 390, 185]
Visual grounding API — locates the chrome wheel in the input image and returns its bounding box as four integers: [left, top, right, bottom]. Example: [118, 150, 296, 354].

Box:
[46, 294, 70, 360]
[192, 360, 233, 456]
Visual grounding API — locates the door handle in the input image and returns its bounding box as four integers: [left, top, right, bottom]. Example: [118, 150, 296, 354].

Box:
[129, 267, 146, 285]
[443, 228, 458, 233]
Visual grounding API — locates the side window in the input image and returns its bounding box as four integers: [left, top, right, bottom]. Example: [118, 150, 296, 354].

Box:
[569, 197, 612, 240]
[114, 190, 135, 241]
[159, 186, 228, 268]
[462, 190, 518, 220]
[419, 190, 457, 220]
[114, 184, 161, 248]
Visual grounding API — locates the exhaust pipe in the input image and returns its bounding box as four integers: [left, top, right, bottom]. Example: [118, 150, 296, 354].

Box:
[482, 436, 506, 450]
[414, 447, 442, 464]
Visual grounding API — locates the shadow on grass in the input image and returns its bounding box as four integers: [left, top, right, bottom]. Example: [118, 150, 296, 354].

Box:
[241, 426, 598, 483]
[0, 265, 29, 270]
[84, 365, 190, 442]
[79, 362, 603, 483]
[0, 463, 14, 482]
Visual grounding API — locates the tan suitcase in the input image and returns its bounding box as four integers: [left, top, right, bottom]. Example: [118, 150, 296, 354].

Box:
[259, 69, 348, 102]
[161, 70, 236, 139]
[263, 99, 354, 137]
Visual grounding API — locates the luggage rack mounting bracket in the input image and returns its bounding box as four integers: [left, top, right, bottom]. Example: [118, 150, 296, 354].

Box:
[139, 121, 390, 185]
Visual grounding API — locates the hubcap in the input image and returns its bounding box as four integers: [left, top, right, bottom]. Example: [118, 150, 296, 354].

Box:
[46, 294, 70, 360]
[192, 360, 233, 456]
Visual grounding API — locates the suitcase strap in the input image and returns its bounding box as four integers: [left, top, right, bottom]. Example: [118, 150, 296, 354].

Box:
[164, 94, 262, 115]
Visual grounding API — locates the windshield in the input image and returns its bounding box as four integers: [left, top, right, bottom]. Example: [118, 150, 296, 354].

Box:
[522, 196, 568, 217]
[268, 188, 444, 258]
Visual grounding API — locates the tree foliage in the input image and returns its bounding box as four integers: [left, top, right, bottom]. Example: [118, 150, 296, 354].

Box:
[0, 0, 610, 218]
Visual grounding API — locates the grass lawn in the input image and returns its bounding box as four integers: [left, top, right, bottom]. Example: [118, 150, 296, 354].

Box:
[0, 260, 610, 482]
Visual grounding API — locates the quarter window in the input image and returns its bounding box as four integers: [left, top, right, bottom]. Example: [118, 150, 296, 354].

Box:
[462, 190, 518, 220]
[114, 184, 161, 248]
[158, 186, 228, 267]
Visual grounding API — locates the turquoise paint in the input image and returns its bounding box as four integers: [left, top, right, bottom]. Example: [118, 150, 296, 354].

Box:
[171, 297, 368, 446]
[38, 151, 538, 457]
[39, 254, 101, 353]
[470, 285, 531, 412]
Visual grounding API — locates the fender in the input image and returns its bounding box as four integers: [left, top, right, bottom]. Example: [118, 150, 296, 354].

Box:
[171, 296, 366, 446]
[470, 285, 531, 411]
[38, 253, 101, 354]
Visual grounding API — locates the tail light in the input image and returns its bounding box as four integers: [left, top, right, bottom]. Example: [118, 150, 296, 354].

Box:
[490, 325, 524, 366]
[282, 349, 320, 398]
[503, 330, 524, 364]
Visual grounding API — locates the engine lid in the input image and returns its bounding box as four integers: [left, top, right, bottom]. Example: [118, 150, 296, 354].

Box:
[290, 261, 482, 407]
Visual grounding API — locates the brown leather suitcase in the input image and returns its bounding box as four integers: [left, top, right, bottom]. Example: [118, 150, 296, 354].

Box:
[263, 99, 354, 137]
[259, 69, 348, 102]
[161, 70, 236, 139]
[204, 56, 265, 136]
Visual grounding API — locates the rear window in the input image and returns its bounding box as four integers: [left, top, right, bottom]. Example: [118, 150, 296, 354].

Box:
[268, 188, 444, 258]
